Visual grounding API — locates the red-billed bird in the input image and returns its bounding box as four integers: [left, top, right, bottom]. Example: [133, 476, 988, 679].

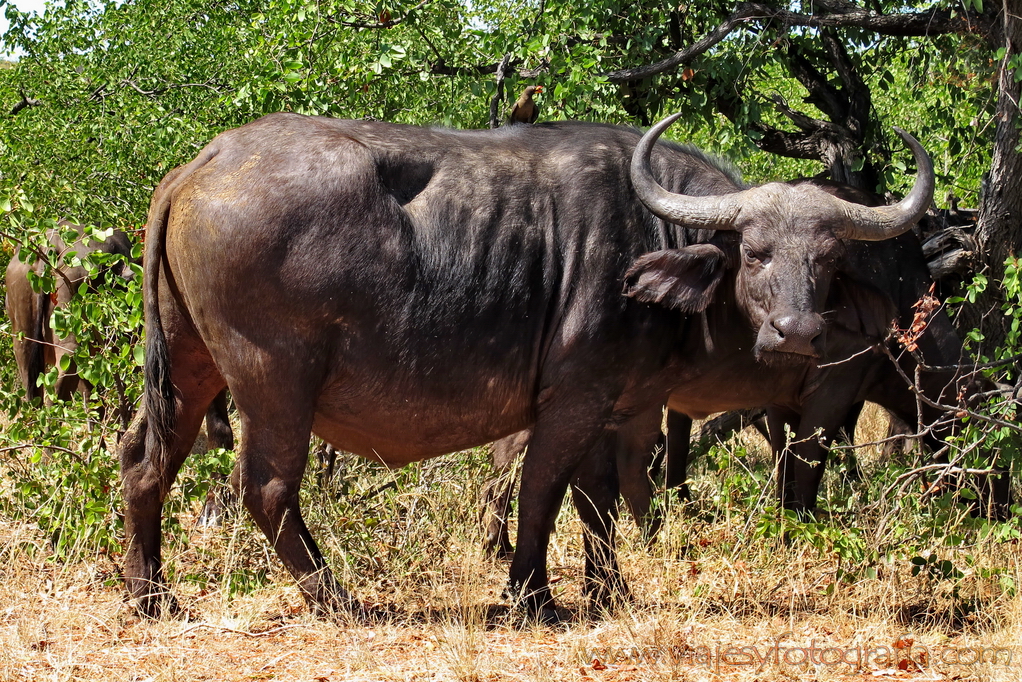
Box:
[507, 85, 544, 125]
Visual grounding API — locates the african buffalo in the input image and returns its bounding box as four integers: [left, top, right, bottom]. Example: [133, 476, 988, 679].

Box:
[661, 203, 1003, 516]
[5, 222, 134, 402]
[119, 111, 932, 621]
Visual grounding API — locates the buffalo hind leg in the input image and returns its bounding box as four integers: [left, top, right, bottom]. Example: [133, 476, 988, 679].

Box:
[196, 389, 237, 527]
[120, 379, 222, 617]
[232, 400, 353, 615]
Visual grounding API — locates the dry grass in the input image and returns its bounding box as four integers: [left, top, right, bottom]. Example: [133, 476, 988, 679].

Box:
[1, 406, 1021, 681]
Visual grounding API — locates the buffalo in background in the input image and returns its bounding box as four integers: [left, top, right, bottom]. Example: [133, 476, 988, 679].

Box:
[480, 182, 1007, 558]
[5, 222, 134, 404]
[3, 222, 234, 455]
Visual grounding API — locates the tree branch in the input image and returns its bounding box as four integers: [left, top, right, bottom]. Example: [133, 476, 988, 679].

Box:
[820, 30, 868, 134]
[426, 57, 548, 79]
[605, 4, 765, 83]
[489, 53, 511, 129]
[10, 91, 41, 116]
[604, 2, 987, 84]
[121, 79, 232, 98]
[786, 45, 847, 124]
[770, 92, 827, 132]
[881, 344, 1022, 433]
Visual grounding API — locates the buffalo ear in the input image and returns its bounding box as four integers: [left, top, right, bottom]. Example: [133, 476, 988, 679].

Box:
[623, 244, 726, 313]
[828, 274, 897, 340]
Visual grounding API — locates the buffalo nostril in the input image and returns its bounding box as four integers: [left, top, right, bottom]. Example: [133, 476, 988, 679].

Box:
[771, 316, 795, 339]
[766, 314, 824, 355]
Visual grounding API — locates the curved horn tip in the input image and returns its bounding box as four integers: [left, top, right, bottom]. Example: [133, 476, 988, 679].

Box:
[892, 126, 918, 147]
[641, 112, 685, 144]
[653, 111, 684, 133]
[662, 111, 684, 125]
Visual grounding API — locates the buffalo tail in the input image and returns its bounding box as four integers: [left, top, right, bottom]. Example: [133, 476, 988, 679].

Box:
[142, 146, 220, 472]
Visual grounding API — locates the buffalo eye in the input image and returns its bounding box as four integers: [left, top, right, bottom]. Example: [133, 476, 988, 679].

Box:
[814, 248, 840, 269]
[742, 244, 769, 266]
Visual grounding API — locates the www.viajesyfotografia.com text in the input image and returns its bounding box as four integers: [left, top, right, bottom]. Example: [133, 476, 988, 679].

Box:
[579, 634, 1013, 674]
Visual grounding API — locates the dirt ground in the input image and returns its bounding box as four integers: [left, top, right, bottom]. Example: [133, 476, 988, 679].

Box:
[1, 408, 1020, 681]
[1, 508, 1019, 682]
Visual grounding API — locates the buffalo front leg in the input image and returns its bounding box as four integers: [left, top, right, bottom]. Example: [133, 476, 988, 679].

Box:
[615, 406, 666, 544]
[572, 430, 628, 611]
[508, 405, 611, 623]
[481, 430, 531, 558]
[480, 469, 517, 559]
[663, 410, 693, 497]
[775, 408, 848, 515]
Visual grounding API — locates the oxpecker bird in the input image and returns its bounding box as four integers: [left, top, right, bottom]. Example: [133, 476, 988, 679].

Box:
[507, 85, 543, 125]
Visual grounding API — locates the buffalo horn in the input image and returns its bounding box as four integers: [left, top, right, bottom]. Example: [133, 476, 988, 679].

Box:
[630, 112, 743, 230]
[832, 128, 934, 241]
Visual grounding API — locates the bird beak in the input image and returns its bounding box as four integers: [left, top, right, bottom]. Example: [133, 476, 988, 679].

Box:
[535, 86, 544, 93]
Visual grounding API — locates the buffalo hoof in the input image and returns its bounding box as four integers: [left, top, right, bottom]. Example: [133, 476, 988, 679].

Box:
[973, 467, 1013, 522]
[485, 542, 514, 562]
[503, 584, 561, 625]
[584, 578, 631, 617]
[534, 605, 562, 625]
[132, 588, 180, 620]
[124, 563, 179, 620]
[195, 501, 224, 528]
[512, 603, 562, 626]
[482, 527, 515, 560]
[304, 582, 378, 622]
[315, 598, 388, 624]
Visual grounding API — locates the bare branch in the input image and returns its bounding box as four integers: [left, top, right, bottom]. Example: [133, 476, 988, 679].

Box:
[604, 2, 986, 84]
[426, 57, 548, 79]
[604, 4, 765, 83]
[881, 344, 1022, 433]
[121, 79, 232, 98]
[489, 53, 512, 130]
[10, 90, 41, 116]
[171, 623, 312, 639]
[785, 40, 847, 124]
[770, 91, 827, 132]
[0, 443, 86, 464]
[915, 351, 1022, 374]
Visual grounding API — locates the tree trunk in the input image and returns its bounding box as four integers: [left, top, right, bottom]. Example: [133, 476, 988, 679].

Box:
[964, 0, 1022, 351]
